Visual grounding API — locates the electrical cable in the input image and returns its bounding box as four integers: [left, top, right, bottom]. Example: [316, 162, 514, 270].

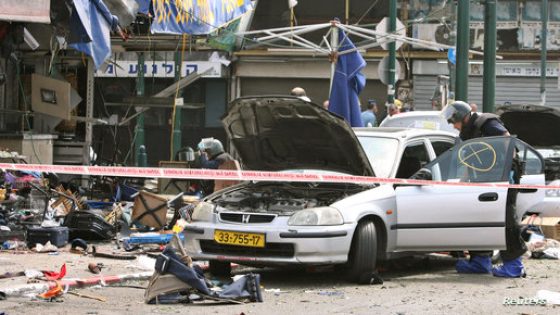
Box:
[355, 0, 380, 26]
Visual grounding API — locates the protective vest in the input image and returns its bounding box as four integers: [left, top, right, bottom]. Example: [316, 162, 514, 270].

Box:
[460, 112, 503, 140]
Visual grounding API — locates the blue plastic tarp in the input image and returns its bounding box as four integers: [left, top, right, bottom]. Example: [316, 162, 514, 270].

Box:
[135, 0, 150, 14]
[328, 30, 366, 127]
[69, 0, 119, 69]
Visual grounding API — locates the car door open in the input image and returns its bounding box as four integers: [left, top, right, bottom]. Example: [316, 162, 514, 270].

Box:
[393, 137, 516, 252]
[513, 140, 546, 216]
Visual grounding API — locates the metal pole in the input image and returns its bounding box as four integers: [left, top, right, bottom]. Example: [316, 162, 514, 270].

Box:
[171, 51, 183, 160]
[329, 22, 339, 95]
[387, 0, 397, 104]
[455, 0, 470, 102]
[135, 52, 146, 167]
[541, 0, 548, 105]
[345, 0, 350, 25]
[85, 58, 94, 164]
[482, 0, 496, 113]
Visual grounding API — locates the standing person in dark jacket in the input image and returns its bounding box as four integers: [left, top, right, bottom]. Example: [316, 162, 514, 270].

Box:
[441, 101, 526, 278]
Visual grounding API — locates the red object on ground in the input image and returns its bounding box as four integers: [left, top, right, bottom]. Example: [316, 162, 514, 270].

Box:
[42, 264, 67, 280]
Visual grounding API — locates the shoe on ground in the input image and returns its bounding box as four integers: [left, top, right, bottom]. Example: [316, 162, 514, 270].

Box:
[456, 255, 492, 274]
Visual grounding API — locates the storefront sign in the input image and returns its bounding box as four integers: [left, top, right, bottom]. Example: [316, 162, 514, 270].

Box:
[94, 61, 223, 78]
[469, 63, 560, 77]
[0, 0, 50, 23]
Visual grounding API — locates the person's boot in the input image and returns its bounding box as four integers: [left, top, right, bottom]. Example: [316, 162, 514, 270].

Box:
[492, 257, 526, 278]
[456, 255, 492, 274]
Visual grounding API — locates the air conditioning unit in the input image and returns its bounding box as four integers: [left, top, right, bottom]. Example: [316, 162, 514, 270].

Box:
[412, 23, 453, 49]
[520, 25, 560, 50]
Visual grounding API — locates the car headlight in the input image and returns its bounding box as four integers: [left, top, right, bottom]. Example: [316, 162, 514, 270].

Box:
[288, 207, 343, 226]
[191, 202, 215, 222]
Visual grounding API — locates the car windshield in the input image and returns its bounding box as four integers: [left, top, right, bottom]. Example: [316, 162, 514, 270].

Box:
[357, 136, 399, 178]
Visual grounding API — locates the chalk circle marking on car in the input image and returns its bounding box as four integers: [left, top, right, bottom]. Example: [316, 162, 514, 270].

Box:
[458, 142, 497, 172]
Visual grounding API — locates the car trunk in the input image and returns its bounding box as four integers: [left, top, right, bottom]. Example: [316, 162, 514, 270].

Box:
[497, 104, 560, 181]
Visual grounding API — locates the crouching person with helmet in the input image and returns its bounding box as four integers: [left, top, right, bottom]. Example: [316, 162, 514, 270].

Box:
[441, 101, 526, 278]
[197, 138, 234, 194]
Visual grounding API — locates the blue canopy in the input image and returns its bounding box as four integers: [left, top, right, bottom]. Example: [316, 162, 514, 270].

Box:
[69, 0, 119, 69]
[150, 0, 253, 35]
[328, 30, 366, 127]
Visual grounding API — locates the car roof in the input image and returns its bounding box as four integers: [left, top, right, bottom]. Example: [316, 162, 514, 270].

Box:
[385, 111, 442, 118]
[353, 127, 457, 140]
[379, 110, 459, 134]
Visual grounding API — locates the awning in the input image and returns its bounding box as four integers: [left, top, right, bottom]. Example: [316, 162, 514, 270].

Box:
[0, 0, 50, 24]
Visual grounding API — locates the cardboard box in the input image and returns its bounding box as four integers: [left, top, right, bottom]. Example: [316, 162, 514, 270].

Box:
[522, 216, 560, 241]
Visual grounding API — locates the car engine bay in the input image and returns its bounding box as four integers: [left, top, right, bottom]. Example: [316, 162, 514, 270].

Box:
[210, 182, 367, 215]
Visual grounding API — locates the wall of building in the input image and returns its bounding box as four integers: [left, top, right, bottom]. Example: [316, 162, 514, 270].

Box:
[413, 60, 560, 110]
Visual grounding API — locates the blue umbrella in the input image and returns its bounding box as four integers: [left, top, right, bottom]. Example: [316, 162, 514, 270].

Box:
[328, 30, 367, 127]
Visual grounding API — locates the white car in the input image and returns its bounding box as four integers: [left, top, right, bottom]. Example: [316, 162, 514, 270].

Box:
[380, 110, 458, 134]
[185, 96, 545, 283]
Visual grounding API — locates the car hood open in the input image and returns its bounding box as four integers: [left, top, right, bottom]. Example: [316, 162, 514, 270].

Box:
[223, 96, 375, 177]
[497, 104, 560, 147]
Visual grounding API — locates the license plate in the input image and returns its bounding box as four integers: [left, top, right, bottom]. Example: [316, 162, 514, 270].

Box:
[214, 230, 265, 248]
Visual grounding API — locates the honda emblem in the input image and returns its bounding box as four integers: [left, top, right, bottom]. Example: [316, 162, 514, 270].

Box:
[242, 214, 251, 223]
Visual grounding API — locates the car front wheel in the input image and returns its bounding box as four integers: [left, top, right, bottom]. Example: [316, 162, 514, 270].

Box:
[346, 220, 378, 284]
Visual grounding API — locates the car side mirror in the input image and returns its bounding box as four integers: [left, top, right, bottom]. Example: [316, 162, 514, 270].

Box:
[411, 168, 432, 181]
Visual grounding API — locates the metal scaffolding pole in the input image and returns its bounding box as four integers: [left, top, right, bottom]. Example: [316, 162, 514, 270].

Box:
[387, 0, 397, 104]
[135, 52, 146, 167]
[171, 51, 183, 160]
[328, 23, 339, 95]
[540, 0, 548, 105]
[455, 0, 470, 102]
[482, 0, 496, 113]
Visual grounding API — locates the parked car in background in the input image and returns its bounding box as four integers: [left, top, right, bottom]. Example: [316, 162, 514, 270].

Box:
[379, 111, 458, 135]
[498, 104, 560, 216]
[185, 96, 545, 283]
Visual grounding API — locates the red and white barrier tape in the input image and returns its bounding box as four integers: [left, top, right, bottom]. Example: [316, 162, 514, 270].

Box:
[0, 271, 153, 297]
[0, 162, 556, 190]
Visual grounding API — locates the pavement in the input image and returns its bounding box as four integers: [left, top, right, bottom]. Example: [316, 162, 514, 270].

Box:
[1, 245, 559, 315]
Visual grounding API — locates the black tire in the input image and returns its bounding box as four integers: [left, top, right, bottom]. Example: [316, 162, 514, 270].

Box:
[346, 220, 378, 284]
[209, 260, 232, 276]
